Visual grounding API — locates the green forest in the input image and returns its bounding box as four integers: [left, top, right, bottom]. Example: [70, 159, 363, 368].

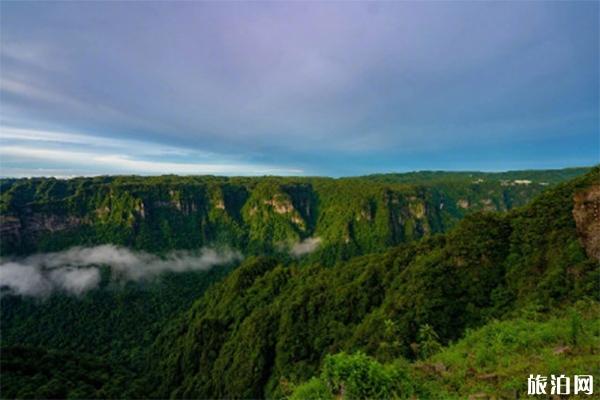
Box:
[0, 167, 598, 399]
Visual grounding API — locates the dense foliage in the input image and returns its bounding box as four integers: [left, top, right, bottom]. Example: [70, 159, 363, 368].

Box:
[145, 168, 599, 398]
[0, 346, 137, 399]
[1, 266, 234, 368]
[1, 168, 586, 263]
[0, 167, 596, 399]
[290, 302, 600, 399]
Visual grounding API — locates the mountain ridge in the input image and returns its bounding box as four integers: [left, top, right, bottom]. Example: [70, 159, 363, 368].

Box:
[1, 168, 589, 263]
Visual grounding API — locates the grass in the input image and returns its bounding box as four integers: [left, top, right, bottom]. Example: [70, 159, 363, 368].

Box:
[289, 300, 600, 399]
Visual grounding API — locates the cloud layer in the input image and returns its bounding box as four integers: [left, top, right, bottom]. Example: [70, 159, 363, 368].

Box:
[290, 237, 322, 257]
[0, 2, 598, 175]
[0, 245, 241, 297]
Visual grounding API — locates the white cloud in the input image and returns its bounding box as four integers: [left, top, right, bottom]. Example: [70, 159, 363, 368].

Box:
[0, 263, 54, 297]
[0, 245, 241, 297]
[0, 126, 206, 158]
[290, 237, 322, 257]
[0, 139, 303, 176]
[49, 267, 101, 295]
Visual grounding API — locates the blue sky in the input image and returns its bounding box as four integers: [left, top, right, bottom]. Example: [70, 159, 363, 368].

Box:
[0, 1, 598, 177]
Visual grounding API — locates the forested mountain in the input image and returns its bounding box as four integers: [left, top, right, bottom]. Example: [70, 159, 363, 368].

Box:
[0, 266, 235, 368]
[0, 346, 137, 399]
[144, 167, 599, 398]
[0, 167, 597, 399]
[360, 167, 589, 185]
[0, 168, 587, 263]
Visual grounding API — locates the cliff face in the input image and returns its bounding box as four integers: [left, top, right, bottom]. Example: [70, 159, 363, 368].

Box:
[573, 184, 600, 260]
[0, 173, 576, 260]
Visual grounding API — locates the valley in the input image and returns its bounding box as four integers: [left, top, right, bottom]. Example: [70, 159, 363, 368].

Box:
[1, 167, 598, 399]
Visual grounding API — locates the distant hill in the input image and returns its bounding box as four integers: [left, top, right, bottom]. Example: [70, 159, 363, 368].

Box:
[0, 167, 589, 264]
[360, 166, 589, 184]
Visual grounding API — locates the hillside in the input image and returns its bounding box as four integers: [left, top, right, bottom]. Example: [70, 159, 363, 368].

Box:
[0, 167, 597, 399]
[2, 169, 582, 371]
[290, 302, 600, 399]
[145, 167, 599, 398]
[0, 346, 137, 399]
[0, 168, 587, 263]
[0, 266, 235, 367]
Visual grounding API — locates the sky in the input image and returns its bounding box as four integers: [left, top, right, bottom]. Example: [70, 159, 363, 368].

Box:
[0, 1, 598, 177]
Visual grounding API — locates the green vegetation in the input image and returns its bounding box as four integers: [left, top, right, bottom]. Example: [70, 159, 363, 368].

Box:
[361, 167, 589, 185]
[145, 168, 599, 398]
[0, 346, 137, 399]
[1, 267, 234, 368]
[290, 302, 600, 399]
[1, 168, 587, 262]
[0, 167, 597, 399]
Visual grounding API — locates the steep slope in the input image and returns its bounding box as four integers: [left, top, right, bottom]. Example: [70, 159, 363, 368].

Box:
[290, 302, 600, 399]
[0, 346, 137, 399]
[147, 167, 599, 399]
[0, 168, 586, 262]
[0, 265, 235, 368]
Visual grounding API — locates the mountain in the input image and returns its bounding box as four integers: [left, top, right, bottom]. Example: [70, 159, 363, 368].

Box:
[0, 166, 596, 399]
[146, 167, 599, 398]
[0, 168, 588, 263]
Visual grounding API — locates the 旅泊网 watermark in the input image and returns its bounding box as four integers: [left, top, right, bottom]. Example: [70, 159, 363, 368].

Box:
[527, 374, 593, 395]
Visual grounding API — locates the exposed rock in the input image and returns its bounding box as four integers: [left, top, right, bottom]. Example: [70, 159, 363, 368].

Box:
[264, 198, 294, 214]
[357, 208, 373, 222]
[573, 185, 600, 260]
[291, 215, 305, 228]
[179, 200, 197, 215]
[135, 202, 146, 218]
[96, 206, 111, 217]
[1, 210, 86, 249]
[24, 213, 84, 233]
[480, 198, 496, 212]
[409, 202, 426, 219]
[0, 216, 21, 241]
[457, 199, 470, 209]
[172, 200, 182, 211]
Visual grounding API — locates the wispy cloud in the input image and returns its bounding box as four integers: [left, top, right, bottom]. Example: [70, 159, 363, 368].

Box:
[0, 245, 241, 297]
[0, 127, 304, 176]
[0, 2, 597, 174]
[0, 263, 101, 297]
[1, 126, 201, 157]
[289, 237, 322, 257]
